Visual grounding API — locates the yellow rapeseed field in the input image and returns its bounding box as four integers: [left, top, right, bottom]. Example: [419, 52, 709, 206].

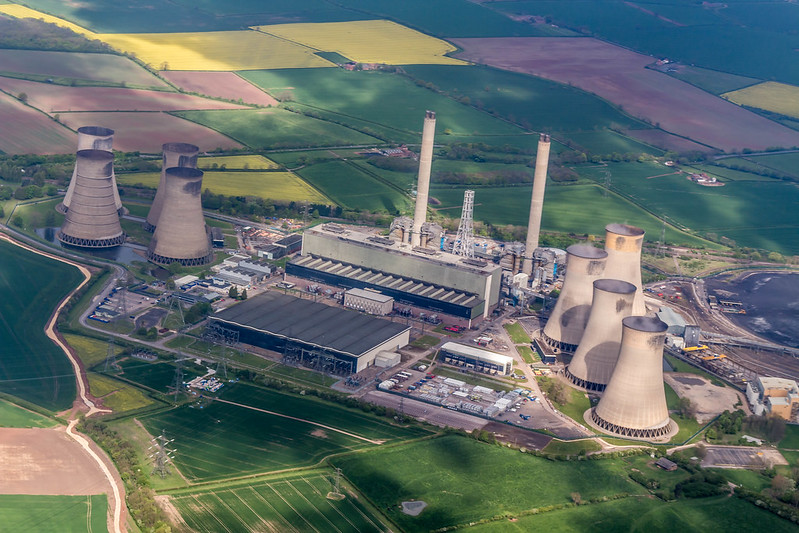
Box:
[119, 170, 330, 204]
[722, 82, 799, 119]
[197, 155, 280, 170]
[257, 20, 467, 65]
[0, 4, 97, 37]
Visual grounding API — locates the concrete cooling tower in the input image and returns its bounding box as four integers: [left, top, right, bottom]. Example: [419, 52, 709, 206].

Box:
[604, 223, 646, 315]
[411, 110, 436, 248]
[57, 150, 125, 248]
[144, 142, 200, 231]
[522, 133, 551, 276]
[542, 245, 608, 352]
[147, 167, 213, 266]
[591, 316, 675, 440]
[60, 126, 122, 214]
[566, 279, 637, 391]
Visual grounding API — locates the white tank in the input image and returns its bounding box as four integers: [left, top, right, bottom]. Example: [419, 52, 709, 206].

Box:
[604, 223, 646, 315]
[566, 279, 636, 391]
[591, 316, 674, 440]
[542, 244, 607, 352]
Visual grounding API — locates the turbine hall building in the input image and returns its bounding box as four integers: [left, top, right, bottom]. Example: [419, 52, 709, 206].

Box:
[287, 224, 502, 323]
[210, 291, 410, 375]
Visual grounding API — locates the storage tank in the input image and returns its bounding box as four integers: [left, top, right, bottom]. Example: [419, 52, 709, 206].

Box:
[604, 223, 646, 315]
[147, 167, 213, 266]
[144, 142, 199, 231]
[566, 279, 636, 391]
[58, 149, 125, 248]
[542, 245, 607, 352]
[591, 316, 675, 439]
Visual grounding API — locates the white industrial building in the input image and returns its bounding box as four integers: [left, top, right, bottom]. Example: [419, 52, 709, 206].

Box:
[439, 342, 514, 376]
[343, 288, 394, 315]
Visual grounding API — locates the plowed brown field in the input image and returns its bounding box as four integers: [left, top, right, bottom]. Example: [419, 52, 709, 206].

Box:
[160, 71, 278, 107]
[0, 92, 75, 154]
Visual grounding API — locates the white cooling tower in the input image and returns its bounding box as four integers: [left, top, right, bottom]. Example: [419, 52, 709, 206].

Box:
[604, 223, 646, 315]
[144, 142, 199, 231]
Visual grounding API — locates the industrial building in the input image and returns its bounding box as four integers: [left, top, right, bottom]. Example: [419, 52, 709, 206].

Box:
[542, 245, 608, 352]
[147, 167, 213, 266]
[746, 377, 799, 420]
[257, 233, 303, 259]
[58, 150, 126, 249]
[144, 142, 199, 232]
[210, 291, 410, 375]
[438, 342, 514, 376]
[591, 316, 675, 440]
[288, 224, 501, 322]
[566, 279, 636, 391]
[343, 288, 394, 315]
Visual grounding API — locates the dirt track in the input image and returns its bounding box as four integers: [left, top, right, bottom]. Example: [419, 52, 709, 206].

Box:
[452, 37, 799, 152]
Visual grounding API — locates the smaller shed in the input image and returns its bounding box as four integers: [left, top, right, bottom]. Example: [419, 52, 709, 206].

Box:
[655, 457, 678, 471]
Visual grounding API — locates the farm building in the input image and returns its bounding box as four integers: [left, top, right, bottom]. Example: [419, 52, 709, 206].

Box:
[210, 291, 410, 375]
[287, 224, 501, 323]
[438, 342, 513, 376]
[343, 288, 394, 315]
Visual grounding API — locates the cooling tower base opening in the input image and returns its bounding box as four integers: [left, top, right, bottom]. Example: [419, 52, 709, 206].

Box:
[542, 331, 577, 354]
[565, 367, 606, 392]
[57, 231, 125, 249]
[55, 203, 68, 215]
[588, 409, 677, 441]
[147, 250, 213, 267]
[142, 222, 155, 232]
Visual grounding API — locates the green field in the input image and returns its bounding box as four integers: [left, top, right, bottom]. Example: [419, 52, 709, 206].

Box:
[332, 435, 647, 531]
[664, 65, 761, 96]
[240, 68, 529, 144]
[138, 383, 431, 481]
[86, 373, 154, 414]
[0, 494, 108, 533]
[744, 152, 799, 180]
[464, 494, 798, 532]
[403, 64, 647, 135]
[579, 161, 799, 254]
[430, 181, 711, 248]
[173, 108, 381, 149]
[169, 470, 389, 533]
[504, 322, 531, 344]
[118, 169, 330, 203]
[0, 239, 83, 410]
[115, 358, 204, 393]
[294, 160, 412, 213]
[0, 398, 55, 427]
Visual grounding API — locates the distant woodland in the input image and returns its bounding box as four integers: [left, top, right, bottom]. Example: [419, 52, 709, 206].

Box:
[0, 17, 112, 53]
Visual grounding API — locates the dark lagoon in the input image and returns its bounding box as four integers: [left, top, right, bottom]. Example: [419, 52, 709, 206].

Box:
[706, 271, 799, 348]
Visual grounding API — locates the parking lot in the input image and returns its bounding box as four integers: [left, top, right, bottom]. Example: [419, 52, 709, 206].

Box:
[702, 446, 787, 469]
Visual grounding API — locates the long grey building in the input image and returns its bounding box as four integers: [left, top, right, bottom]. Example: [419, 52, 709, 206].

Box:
[287, 225, 502, 322]
[210, 291, 410, 374]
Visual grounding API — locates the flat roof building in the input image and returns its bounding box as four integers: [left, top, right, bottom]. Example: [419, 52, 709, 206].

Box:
[211, 291, 410, 374]
[344, 288, 394, 316]
[746, 377, 799, 420]
[439, 342, 514, 376]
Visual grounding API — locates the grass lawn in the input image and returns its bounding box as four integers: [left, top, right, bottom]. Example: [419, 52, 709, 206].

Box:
[517, 345, 539, 364]
[463, 494, 798, 532]
[332, 435, 646, 532]
[0, 494, 108, 533]
[665, 355, 725, 387]
[504, 322, 531, 344]
[87, 374, 155, 414]
[0, 398, 55, 428]
[542, 439, 601, 456]
[410, 334, 441, 349]
[544, 380, 592, 426]
[780, 424, 799, 450]
[714, 468, 771, 492]
[664, 382, 680, 411]
[263, 364, 338, 387]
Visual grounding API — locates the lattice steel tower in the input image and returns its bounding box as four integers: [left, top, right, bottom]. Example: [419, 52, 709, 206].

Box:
[452, 190, 475, 258]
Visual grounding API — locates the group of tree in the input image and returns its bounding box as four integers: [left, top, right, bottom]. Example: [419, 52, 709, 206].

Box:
[537, 375, 571, 404]
[705, 410, 786, 443]
[200, 190, 332, 221]
[227, 286, 248, 300]
[183, 301, 212, 324]
[0, 18, 113, 53]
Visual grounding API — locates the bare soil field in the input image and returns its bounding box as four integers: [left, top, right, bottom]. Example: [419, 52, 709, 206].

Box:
[0, 77, 251, 113]
[57, 111, 243, 153]
[0, 427, 112, 495]
[160, 71, 279, 107]
[665, 373, 741, 423]
[452, 37, 799, 152]
[624, 128, 710, 153]
[0, 92, 76, 154]
[0, 50, 168, 88]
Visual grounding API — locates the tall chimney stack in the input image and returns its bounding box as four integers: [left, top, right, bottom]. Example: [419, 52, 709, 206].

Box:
[411, 110, 436, 248]
[522, 133, 551, 276]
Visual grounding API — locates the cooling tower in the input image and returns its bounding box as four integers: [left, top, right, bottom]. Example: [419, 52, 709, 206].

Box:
[60, 126, 122, 214]
[147, 167, 213, 266]
[604, 223, 646, 315]
[542, 245, 608, 352]
[522, 134, 551, 276]
[144, 142, 200, 231]
[410, 110, 436, 248]
[566, 279, 637, 391]
[57, 150, 125, 248]
[591, 316, 675, 440]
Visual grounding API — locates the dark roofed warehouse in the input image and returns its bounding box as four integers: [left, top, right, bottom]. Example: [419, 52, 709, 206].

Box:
[211, 291, 410, 374]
